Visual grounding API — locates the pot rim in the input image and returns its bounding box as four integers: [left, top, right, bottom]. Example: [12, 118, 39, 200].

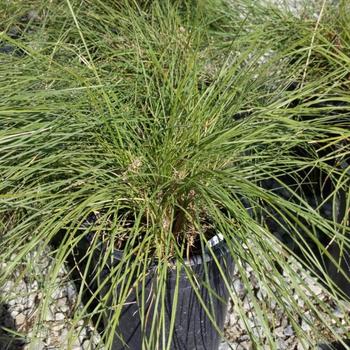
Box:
[100, 233, 229, 269]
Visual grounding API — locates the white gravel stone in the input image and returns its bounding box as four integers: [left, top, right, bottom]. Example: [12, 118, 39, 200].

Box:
[284, 325, 294, 337]
[52, 322, 65, 332]
[274, 326, 284, 337]
[10, 309, 19, 318]
[45, 309, 55, 321]
[55, 312, 65, 321]
[233, 279, 246, 298]
[15, 312, 26, 327]
[57, 297, 68, 306]
[237, 341, 250, 349]
[28, 338, 46, 350]
[219, 342, 232, 350]
[243, 297, 252, 311]
[301, 319, 312, 332]
[277, 338, 288, 349]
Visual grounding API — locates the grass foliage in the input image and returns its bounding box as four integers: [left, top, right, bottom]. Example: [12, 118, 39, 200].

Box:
[0, 0, 349, 349]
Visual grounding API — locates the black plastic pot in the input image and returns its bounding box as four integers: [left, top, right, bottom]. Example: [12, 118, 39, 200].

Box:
[262, 156, 349, 297]
[325, 161, 350, 299]
[97, 237, 234, 350]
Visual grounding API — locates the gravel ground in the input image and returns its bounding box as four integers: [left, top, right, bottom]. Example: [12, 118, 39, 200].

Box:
[1, 246, 349, 350]
[256, 0, 338, 17]
[0, 250, 102, 350]
[220, 259, 350, 349]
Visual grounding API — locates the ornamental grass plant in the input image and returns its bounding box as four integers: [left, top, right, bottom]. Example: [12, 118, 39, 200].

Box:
[0, 0, 349, 349]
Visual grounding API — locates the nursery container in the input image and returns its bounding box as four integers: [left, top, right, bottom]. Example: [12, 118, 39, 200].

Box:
[325, 160, 350, 298]
[98, 236, 234, 350]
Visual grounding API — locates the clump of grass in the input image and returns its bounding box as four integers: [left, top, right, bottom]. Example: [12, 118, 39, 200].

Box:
[0, 0, 349, 348]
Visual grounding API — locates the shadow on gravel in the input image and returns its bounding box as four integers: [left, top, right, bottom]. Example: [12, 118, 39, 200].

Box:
[0, 303, 25, 350]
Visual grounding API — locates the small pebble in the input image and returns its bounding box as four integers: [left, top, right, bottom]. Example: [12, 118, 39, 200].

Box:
[15, 313, 26, 327]
[233, 279, 246, 298]
[55, 312, 65, 321]
[219, 342, 232, 350]
[275, 326, 285, 337]
[301, 320, 311, 332]
[284, 325, 294, 337]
